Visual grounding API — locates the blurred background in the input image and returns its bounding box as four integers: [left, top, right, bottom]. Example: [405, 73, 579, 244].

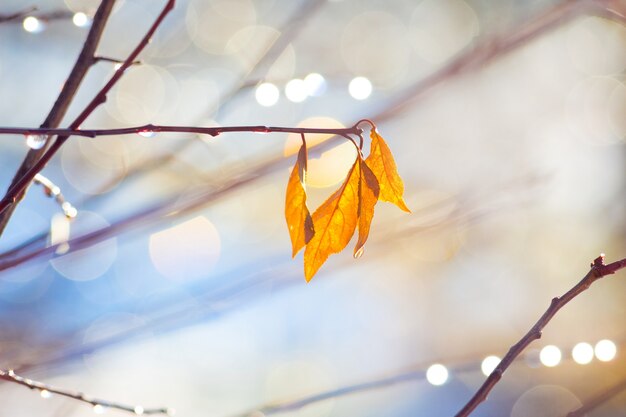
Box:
[0, 0, 625, 416]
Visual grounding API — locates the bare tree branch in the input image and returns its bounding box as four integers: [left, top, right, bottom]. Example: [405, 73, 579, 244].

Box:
[455, 254, 626, 417]
[0, 369, 172, 415]
[0, 124, 362, 139]
[0, 0, 116, 237]
[0, 0, 176, 236]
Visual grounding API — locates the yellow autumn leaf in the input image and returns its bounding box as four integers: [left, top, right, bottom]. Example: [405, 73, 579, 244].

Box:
[354, 158, 380, 258]
[285, 144, 314, 257]
[304, 158, 360, 281]
[366, 129, 410, 212]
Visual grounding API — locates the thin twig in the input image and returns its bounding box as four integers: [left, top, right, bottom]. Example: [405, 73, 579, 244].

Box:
[93, 56, 142, 66]
[566, 375, 626, 417]
[0, 369, 172, 415]
[0, 0, 116, 237]
[0, 124, 362, 139]
[0, 6, 38, 23]
[455, 254, 626, 417]
[0, 0, 175, 232]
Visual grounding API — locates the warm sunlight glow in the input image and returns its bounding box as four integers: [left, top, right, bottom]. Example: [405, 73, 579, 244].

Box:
[572, 342, 594, 365]
[595, 339, 617, 362]
[481, 355, 501, 376]
[539, 345, 562, 367]
[426, 364, 448, 386]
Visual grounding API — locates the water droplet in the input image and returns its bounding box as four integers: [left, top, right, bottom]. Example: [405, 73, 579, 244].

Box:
[138, 130, 156, 138]
[354, 247, 364, 259]
[62, 202, 78, 219]
[40, 389, 51, 399]
[93, 404, 105, 414]
[134, 406, 144, 415]
[25, 134, 47, 150]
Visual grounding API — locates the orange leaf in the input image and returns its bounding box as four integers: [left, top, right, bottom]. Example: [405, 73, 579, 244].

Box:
[353, 158, 380, 258]
[285, 144, 314, 257]
[304, 158, 360, 281]
[366, 129, 410, 212]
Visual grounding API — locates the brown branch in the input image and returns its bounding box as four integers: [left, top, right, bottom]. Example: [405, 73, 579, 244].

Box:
[0, 0, 116, 237]
[455, 254, 626, 417]
[0, 369, 172, 415]
[566, 375, 626, 417]
[0, 0, 175, 236]
[0, 124, 362, 139]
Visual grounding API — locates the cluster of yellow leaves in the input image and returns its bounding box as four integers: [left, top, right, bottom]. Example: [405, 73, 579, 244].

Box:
[286, 129, 410, 282]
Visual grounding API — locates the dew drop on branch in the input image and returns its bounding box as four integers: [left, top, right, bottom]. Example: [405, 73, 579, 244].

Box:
[138, 130, 156, 138]
[25, 134, 47, 150]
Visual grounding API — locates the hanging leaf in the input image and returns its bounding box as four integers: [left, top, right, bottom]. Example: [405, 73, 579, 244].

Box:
[354, 158, 380, 258]
[285, 144, 315, 257]
[304, 158, 360, 281]
[366, 129, 410, 212]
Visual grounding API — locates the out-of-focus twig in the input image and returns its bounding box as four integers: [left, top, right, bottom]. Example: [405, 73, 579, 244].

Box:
[0, 7, 73, 24]
[0, 369, 173, 415]
[455, 254, 626, 417]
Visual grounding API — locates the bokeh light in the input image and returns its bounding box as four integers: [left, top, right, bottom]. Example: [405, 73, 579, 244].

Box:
[285, 79, 308, 103]
[594, 339, 617, 362]
[72, 12, 91, 28]
[481, 355, 501, 376]
[255, 82, 279, 106]
[571, 342, 594, 365]
[348, 76, 372, 100]
[539, 345, 562, 367]
[426, 364, 448, 386]
[51, 211, 117, 281]
[149, 216, 221, 281]
[304, 73, 326, 96]
[22, 16, 44, 33]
